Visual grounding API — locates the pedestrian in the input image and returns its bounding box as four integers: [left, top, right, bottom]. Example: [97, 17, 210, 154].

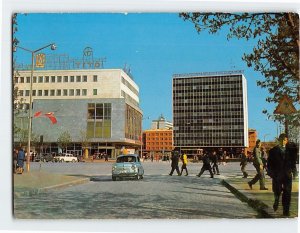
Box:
[16, 147, 25, 174]
[210, 151, 220, 175]
[267, 133, 297, 216]
[13, 148, 18, 174]
[196, 151, 214, 178]
[169, 150, 181, 176]
[222, 151, 228, 165]
[180, 153, 188, 176]
[240, 149, 248, 178]
[104, 153, 109, 161]
[261, 147, 268, 171]
[248, 139, 268, 190]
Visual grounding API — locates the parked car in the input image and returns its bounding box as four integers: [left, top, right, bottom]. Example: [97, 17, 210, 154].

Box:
[112, 154, 144, 181]
[55, 153, 78, 162]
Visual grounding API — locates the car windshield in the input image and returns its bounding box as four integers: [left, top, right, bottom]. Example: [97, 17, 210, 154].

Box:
[116, 156, 136, 163]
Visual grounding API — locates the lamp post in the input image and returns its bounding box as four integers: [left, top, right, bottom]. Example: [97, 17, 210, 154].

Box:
[14, 43, 56, 172]
[140, 117, 150, 158]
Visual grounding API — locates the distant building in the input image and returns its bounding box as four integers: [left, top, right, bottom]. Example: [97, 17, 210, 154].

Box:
[247, 129, 257, 152]
[151, 114, 173, 129]
[142, 129, 174, 158]
[172, 71, 248, 157]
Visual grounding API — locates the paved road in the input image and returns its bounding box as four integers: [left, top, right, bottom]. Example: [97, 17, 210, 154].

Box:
[14, 161, 260, 219]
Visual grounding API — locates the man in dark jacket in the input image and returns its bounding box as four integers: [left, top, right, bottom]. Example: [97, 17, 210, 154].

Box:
[267, 133, 297, 216]
[210, 151, 220, 175]
[169, 150, 181, 176]
[196, 151, 214, 178]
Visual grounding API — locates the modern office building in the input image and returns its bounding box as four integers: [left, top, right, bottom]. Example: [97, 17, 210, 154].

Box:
[151, 114, 173, 130]
[14, 64, 143, 158]
[172, 71, 248, 156]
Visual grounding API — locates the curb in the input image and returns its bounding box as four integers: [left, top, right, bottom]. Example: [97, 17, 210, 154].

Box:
[14, 177, 90, 198]
[221, 179, 275, 218]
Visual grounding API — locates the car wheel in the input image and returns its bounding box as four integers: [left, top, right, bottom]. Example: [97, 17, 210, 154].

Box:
[112, 177, 116, 181]
[61, 159, 64, 162]
[72, 159, 75, 163]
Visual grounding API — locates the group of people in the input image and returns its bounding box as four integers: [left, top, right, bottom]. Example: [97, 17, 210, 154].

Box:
[245, 133, 298, 216]
[169, 149, 220, 178]
[169, 133, 298, 217]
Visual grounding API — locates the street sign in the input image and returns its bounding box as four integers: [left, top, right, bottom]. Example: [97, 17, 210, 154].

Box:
[274, 95, 297, 114]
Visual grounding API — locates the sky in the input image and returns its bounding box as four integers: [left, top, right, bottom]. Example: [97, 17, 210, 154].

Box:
[14, 13, 281, 141]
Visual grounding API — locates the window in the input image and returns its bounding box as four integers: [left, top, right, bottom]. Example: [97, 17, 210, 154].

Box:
[76, 89, 80, 96]
[50, 90, 55, 96]
[70, 76, 74, 82]
[63, 89, 68, 96]
[82, 89, 87, 96]
[32, 90, 36, 96]
[93, 75, 97, 82]
[57, 76, 62, 82]
[76, 76, 81, 82]
[33, 76, 37, 83]
[38, 90, 42, 96]
[25, 90, 30, 96]
[19, 90, 24, 96]
[83, 75, 87, 82]
[51, 76, 55, 82]
[26, 77, 30, 83]
[38, 76, 43, 83]
[87, 103, 112, 138]
[69, 89, 74, 96]
[14, 77, 18, 83]
[20, 77, 24, 83]
[93, 89, 97, 95]
[57, 89, 61, 96]
[44, 90, 49, 96]
[64, 76, 68, 82]
[45, 76, 49, 83]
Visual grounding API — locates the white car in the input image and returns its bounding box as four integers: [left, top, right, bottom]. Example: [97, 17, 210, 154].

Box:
[56, 153, 78, 162]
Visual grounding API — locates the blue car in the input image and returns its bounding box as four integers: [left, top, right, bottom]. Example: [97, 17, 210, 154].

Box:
[112, 154, 144, 181]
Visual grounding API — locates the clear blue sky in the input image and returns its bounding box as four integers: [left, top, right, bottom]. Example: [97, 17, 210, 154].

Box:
[15, 13, 280, 141]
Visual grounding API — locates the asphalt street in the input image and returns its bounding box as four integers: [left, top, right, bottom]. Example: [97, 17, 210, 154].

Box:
[14, 161, 260, 219]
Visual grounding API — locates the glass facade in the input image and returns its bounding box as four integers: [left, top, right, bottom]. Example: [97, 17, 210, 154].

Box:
[87, 103, 112, 138]
[173, 74, 246, 148]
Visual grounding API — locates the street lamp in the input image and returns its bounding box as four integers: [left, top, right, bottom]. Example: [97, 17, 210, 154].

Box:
[140, 117, 150, 158]
[14, 43, 56, 172]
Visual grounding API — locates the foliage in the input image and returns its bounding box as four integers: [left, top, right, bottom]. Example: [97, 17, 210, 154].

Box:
[179, 13, 299, 127]
[57, 131, 72, 152]
[79, 130, 91, 149]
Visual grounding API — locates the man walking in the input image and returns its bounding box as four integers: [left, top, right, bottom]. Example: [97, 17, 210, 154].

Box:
[248, 140, 268, 190]
[240, 149, 248, 178]
[169, 150, 181, 176]
[196, 151, 214, 178]
[211, 151, 220, 175]
[180, 153, 188, 176]
[267, 133, 297, 216]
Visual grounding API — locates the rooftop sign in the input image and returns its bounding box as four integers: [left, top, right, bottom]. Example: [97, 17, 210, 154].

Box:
[15, 47, 106, 71]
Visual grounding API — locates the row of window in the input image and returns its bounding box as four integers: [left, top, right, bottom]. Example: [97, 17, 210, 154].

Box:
[15, 75, 98, 84]
[18, 89, 98, 97]
[173, 76, 242, 84]
[121, 77, 139, 96]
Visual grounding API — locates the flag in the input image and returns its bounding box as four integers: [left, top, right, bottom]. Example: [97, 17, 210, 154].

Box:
[33, 111, 43, 118]
[44, 112, 57, 124]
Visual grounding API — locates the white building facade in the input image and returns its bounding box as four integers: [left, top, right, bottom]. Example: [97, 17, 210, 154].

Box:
[14, 68, 143, 158]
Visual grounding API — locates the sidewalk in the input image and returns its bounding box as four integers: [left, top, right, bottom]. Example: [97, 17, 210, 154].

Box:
[14, 171, 90, 197]
[222, 175, 298, 218]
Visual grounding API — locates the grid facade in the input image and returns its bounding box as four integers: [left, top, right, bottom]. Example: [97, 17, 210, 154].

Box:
[173, 73, 248, 149]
